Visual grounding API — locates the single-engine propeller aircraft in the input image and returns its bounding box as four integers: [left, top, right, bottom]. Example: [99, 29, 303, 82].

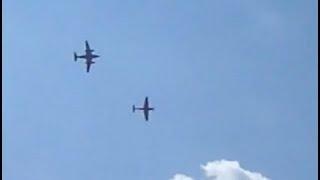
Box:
[132, 97, 154, 121]
[74, 40, 100, 73]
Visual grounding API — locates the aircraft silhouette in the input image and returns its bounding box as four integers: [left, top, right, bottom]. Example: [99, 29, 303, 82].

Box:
[133, 97, 154, 121]
[74, 40, 100, 73]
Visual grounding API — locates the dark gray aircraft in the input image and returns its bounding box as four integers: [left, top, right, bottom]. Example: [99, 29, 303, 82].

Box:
[74, 40, 100, 73]
[132, 97, 154, 121]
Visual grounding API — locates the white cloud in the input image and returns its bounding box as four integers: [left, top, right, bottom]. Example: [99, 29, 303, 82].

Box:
[170, 174, 194, 180]
[170, 160, 270, 180]
[201, 160, 270, 180]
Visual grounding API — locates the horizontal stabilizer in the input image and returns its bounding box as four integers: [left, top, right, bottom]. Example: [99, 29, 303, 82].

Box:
[74, 52, 77, 61]
[132, 105, 136, 112]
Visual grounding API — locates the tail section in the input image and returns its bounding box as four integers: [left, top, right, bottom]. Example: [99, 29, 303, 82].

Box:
[132, 105, 136, 112]
[74, 52, 78, 61]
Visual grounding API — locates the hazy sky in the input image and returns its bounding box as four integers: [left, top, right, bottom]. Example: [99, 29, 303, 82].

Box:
[3, 0, 318, 180]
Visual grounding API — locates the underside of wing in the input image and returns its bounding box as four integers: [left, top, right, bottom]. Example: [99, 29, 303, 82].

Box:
[144, 109, 149, 121]
[85, 41, 91, 51]
[144, 97, 149, 109]
[86, 63, 91, 73]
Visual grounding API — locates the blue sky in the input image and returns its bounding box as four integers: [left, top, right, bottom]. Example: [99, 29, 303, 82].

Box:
[3, 0, 317, 180]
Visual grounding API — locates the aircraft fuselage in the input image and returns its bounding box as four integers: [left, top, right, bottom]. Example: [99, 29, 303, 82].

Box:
[85, 51, 99, 61]
[85, 55, 99, 62]
[136, 107, 154, 111]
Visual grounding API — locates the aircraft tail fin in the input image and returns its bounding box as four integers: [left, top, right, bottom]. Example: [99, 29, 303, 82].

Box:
[132, 105, 136, 112]
[74, 52, 77, 61]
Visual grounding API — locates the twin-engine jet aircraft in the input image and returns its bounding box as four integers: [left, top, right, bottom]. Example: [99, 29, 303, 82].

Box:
[133, 97, 154, 121]
[74, 40, 100, 73]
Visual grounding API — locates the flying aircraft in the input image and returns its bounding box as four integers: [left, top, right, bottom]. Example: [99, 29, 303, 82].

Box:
[74, 40, 100, 73]
[132, 97, 154, 121]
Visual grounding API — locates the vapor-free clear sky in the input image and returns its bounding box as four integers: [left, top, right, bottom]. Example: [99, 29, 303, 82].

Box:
[3, 0, 317, 180]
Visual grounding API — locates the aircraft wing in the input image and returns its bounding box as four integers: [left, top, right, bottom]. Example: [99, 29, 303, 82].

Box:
[144, 109, 149, 121]
[86, 63, 91, 73]
[144, 97, 149, 109]
[85, 41, 91, 51]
